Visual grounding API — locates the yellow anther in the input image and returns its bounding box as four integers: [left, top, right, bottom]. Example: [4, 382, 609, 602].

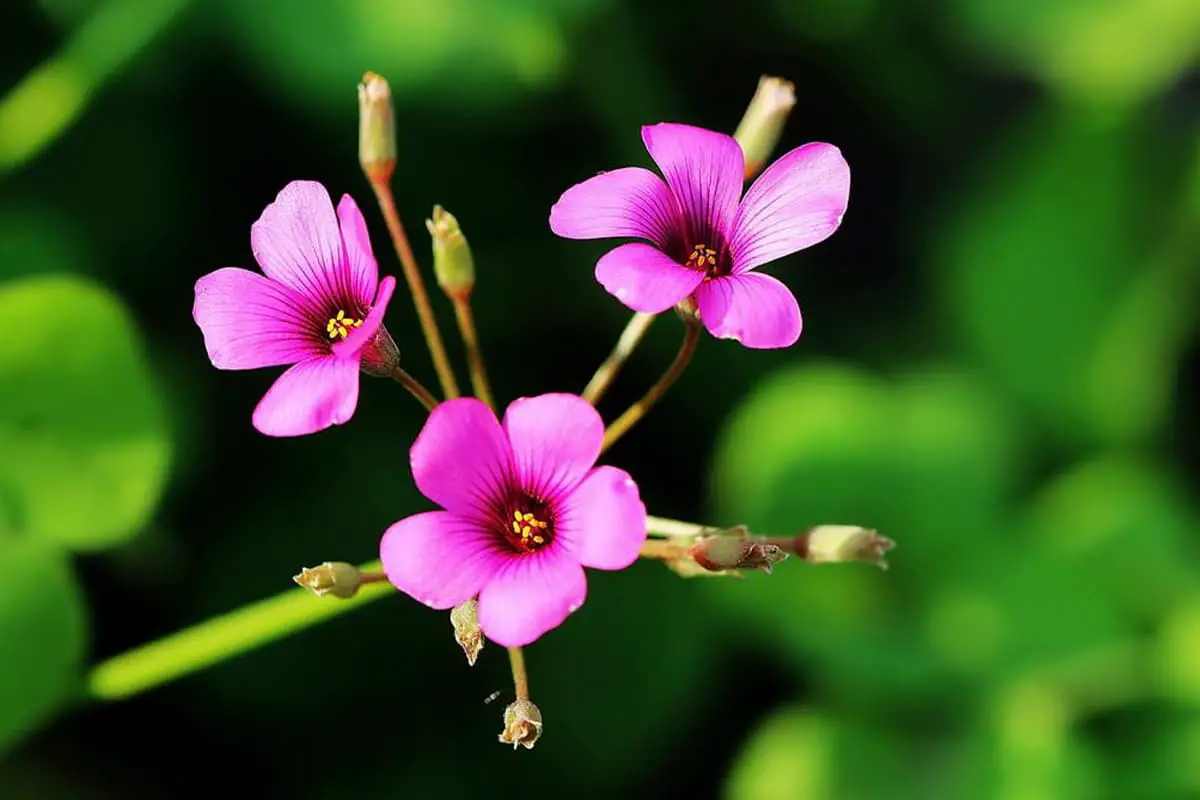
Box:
[512, 521, 522, 534]
[514, 511, 523, 521]
[325, 309, 363, 341]
[532, 535, 544, 544]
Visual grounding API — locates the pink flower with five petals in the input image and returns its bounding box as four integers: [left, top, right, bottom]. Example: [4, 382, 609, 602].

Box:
[193, 180, 398, 437]
[550, 123, 850, 349]
[380, 393, 648, 647]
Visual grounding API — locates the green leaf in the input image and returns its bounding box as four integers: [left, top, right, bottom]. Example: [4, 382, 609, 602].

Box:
[0, 276, 169, 550]
[0, 537, 87, 755]
[933, 111, 1184, 444]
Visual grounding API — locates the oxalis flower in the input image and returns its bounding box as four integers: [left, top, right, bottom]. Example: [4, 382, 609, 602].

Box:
[549, 123, 850, 349]
[193, 180, 399, 437]
[380, 394, 648, 647]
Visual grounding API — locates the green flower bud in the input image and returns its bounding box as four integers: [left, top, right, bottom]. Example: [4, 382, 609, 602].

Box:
[498, 699, 542, 750]
[734, 76, 796, 180]
[450, 598, 484, 666]
[426, 205, 475, 298]
[795, 526, 895, 570]
[292, 561, 361, 598]
[358, 71, 396, 183]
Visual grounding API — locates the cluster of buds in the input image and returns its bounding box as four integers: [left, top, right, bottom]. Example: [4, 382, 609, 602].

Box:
[656, 524, 894, 579]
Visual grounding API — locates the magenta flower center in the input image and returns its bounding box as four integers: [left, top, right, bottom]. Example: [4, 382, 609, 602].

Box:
[501, 499, 555, 554]
[326, 309, 364, 340]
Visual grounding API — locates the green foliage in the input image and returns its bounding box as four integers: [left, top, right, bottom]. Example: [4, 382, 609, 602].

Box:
[0, 275, 169, 550]
[0, 537, 86, 755]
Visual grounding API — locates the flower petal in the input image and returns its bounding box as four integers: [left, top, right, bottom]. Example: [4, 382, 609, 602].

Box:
[380, 511, 505, 609]
[502, 394, 603, 499]
[193, 267, 320, 369]
[695, 273, 803, 349]
[641, 123, 743, 243]
[250, 180, 351, 307]
[595, 243, 705, 314]
[332, 275, 396, 358]
[549, 167, 678, 246]
[558, 466, 647, 569]
[476, 546, 587, 646]
[251, 355, 360, 436]
[410, 398, 514, 518]
[729, 143, 850, 272]
[336, 193, 379, 303]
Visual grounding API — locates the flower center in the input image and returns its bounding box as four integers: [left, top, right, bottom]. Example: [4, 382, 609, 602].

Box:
[326, 309, 364, 340]
[507, 508, 552, 553]
[684, 243, 718, 273]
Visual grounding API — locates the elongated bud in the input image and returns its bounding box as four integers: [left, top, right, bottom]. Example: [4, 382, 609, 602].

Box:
[692, 533, 788, 574]
[734, 76, 796, 180]
[450, 598, 484, 666]
[293, 561, 361, 598]
[426, 205, 475, 298]
[795, 526, 895, 570]
[358, 71, 396, 183]
[498, 699, 542, 750]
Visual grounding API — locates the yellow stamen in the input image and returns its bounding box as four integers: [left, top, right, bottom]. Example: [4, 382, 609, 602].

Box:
[325, 309, 363, 340]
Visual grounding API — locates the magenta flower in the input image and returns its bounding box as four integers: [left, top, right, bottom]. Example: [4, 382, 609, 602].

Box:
[380, 394, 648, 647]
[549, 123, 850, 349]
[193, 180, 399, 437]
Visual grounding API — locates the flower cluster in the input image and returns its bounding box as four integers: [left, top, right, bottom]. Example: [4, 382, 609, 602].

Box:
[193, 72, 873, 749]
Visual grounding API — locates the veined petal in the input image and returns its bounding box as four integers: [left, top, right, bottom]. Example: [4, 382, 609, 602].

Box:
[193, 267, 320, 369]
[502, 394, 603, 500]
[251, 355, 360, 436]
[380, 511, 505, 609]
[557, 467, 647, 569]
[641, 123, 743, 244]
[549, 167, 678, 246]
[250, 180, 350, 307]
[695, 273, 803, 349]
[595, 243, 705, 314]
[336, 193, 379, 303]
[730, 143, 850, 273]
[476, 546, 587, 646]
[410, 398, 514, 518]
[332, 275, 396, 358]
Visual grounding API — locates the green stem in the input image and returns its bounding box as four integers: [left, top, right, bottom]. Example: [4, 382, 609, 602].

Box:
[87, 559, 391, 701]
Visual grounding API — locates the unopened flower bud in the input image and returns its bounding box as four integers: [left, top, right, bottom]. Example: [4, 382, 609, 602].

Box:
[794, 525, 895, 570]
[358, 71, 396, 183]
[734, 76, 796, 180]
[293, 561, 361, 598]
[450, 598, 484, 666]
[498, 699, 542, 750]
[692, 533, 788, 574]
[426, 205, 475, 298]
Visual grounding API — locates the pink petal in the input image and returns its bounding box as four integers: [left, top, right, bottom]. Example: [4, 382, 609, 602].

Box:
[641, 123, 743, 243]
[193, 267, 320, 369]
[595, 243, 705, 314]
[730, 143, 850, 273]
[332, 275, 396, 358]
[336, 193, 379, 302]
[549, 167, 679, 246]
[410, 398, 514, 518]
[476, 546, 587, 646]
[695, 273, 803, 349]
[250, 180, 352, 307]
[502, 394, 603, 499]
[558, 467, 647, 569]
[251, 355, 360, 436]
[380, 511, 505, 610]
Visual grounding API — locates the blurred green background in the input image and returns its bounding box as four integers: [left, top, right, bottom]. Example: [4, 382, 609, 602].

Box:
[1, 0, 1198, 797]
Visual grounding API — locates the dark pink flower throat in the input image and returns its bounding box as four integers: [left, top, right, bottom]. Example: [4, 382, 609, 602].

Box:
[497, 493, 556, 554]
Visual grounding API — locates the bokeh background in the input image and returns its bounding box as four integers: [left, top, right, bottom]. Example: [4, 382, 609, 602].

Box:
[1, 0, 1198, 797]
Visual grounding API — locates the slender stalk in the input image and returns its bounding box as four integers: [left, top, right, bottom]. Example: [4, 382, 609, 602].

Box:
[88, 560, 392, 702]
[638, 540, 692, 560]
[599, 320, 700, 454]
[384, 365, 439, 412]
[645, 515, 709, 538]
[450, 294, 496, 411]
[367, 178, 461, 400]
[582, 311, 657, 405]
[508, 646, 530, 701]
[356, 570, 391, 586]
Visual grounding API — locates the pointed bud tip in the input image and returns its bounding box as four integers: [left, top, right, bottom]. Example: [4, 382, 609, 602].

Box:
[692, 534, 789, 574]
[427, 204, 475, 297]
[734, 75, 797, 180]
[450, 599, 484, 666]
[358, 71, 396, 182]
[498, 699, 542, 751]
[293, 561, 361, 598]
[796, 526, 895, 570]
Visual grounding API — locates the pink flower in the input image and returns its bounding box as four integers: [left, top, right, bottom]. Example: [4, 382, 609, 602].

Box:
[193, 180, 398, 437]
[549, 123, 850, 349]
[380, 394, 648, 647]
